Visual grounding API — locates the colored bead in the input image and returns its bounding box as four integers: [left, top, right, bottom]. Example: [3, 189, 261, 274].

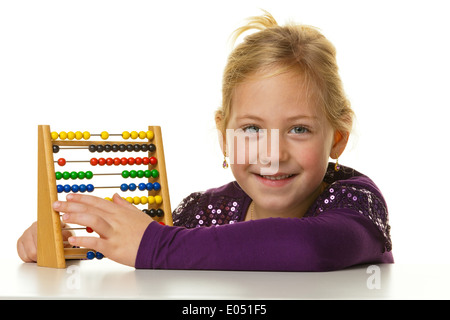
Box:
[156, 209, 164, 217]
[90, 158, 98, 166]
[148, 196, 155, 204]
[64, 184, 71, 193]
[86, 184, 94, 192]
[86, 227, 93, 233]
[57, 158, 66, 166]
[118, 144, 126, 152]
[86, 251, 95, 260]
[95, 252, 104, 260]
[79, 184, 87, 192]
[141, 144, 148, 152]
[146, 182, 153, 191]
[62, 171, 70, 180]
[55, 172, 62, 180]
[128, 157, 135, 165]
[144, 170, 151, 178]
[120, 183, 128, 191]
[137, 170, 144, 178]
[138, 183, 147, 191]
[126, 197, 133, 203]
[52, 145, 59, 153]
[130, 131, 138, 139]
[70, 171, 77, 179]
[71, 184, 79, 193]
[89, 145, 96, 152]
[105, 197, 112, 201]
[120, 157, 128, 165]
[142, 157, 150, 165]
[114, 157, 121, 166]
[128, 183, 136, 191]
[57, 185, 64, 193]
[106, 158, 113, 166]
[121, 170, 130, 178]
[96, 145, 104, 152]
[139, 131, 146, 139]
[149, 157, 157, 165]
[98, 158, 106, 166]
[104, 144, 112, 152]
[77, 171, 85, 179]
[148, 144, 156, 152]
[75, 131, 83, 140]
[155, 195, 162, 204]
[67, 131, 75, 140]
[122, 131, 130, 139]
[133, 196, 140, 205]
[85, 171, 93, 179]
[129, 170, 137, 178]
[101, 131, 109, 140]
[126, 144, 134, 152]
[59, 131, 68, 140]
[111, 144, 119, 152]
[140, 196, 148, 204]
[151, 169, 159, 178]
[147, 130, 154, 140]
[153, 182, 161, 191]
[51, 132, 59, 140]
[83, 131, 90, 140]
[135, 157, 142, 165]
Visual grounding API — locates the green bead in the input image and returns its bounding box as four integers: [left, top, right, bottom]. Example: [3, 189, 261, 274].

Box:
[77, 171, 86, 179]
[137, 170, 144, 178]
[63, 171, 71, 180]
[85, 171, 93, 179]
[144, 170, 151, 178]
[121, 170, 130, 178]
[130, 170, 137, 178]
[55, 172, 62, 180]
[70, 171, 78, 180]
[151, 169, 159, 178]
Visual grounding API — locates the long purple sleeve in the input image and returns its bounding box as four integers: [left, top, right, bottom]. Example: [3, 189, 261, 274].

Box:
[135, 208, 393, 271]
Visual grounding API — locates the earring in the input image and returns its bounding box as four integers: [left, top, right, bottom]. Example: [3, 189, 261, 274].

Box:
[222, 150, 229, 169]
[334, 154, 340, 172]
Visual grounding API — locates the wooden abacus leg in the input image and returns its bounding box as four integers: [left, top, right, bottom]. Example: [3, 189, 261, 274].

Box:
[37, 125, 66, 268]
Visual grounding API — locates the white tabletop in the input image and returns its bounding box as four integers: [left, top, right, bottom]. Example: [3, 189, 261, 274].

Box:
[1, 258, 449, 300]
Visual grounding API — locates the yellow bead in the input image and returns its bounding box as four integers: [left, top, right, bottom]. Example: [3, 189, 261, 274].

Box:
[130, 131, 138, 139]
[59, 131, 68, 140]
[104, 197, 112, 202]
[146, 130, 154, 140]
[126, 197, 133, 204]
[67, 131, 75, 140]
[133, 196, 141, 205]
[100, 131, 109, 140]
[155, 195, 163, 204]
[83, 131, 90, 140]
[139, 131, 146, 139]
[140, 196, 148, 205]
[75, 131, 83, 140]
[122, 131, 130, 139]
[148, 196, 155, 205]
[51, 132, 59, 140]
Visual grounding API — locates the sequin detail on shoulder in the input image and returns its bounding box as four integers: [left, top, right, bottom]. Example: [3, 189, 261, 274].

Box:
[172, 192, 244, 228]
[306, 182, 392, 252]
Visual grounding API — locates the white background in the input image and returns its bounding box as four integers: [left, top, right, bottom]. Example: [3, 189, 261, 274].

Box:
[1, 0, 449, 265]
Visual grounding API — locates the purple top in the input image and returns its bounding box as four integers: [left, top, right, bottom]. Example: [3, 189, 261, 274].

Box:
[135, 163, 393, 271]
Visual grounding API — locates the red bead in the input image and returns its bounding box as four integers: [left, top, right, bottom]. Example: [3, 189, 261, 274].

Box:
[106, 158, 113, 166]
[98, 158, 106, 166]
[120, 157, 128, 165]
[158, 222, 165, 225]
[142, 157, 150, 165]
[114, 157, 121, 166]
[149, 157, 157, 165]
[57, 158, 66, 166]
[135, 157, 142, 165]
[90, 158, 98, 166]
[86, 227, 93, 233]
[128, 157, 135, 165]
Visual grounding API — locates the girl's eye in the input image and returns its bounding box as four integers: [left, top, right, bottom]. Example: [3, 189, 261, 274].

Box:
[289, 126, 310, 134]
[243, 125, 260, 134]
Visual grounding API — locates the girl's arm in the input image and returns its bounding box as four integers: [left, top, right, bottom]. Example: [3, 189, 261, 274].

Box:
[136, 209, 392, 271]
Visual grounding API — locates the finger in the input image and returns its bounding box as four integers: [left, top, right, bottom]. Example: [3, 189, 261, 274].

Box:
[112, 193, 136, 209]
[65, 193, 118, 212]
[17, 240, 36, 263]
[68, 236, 106, 254]
[61, 210, 112, 238]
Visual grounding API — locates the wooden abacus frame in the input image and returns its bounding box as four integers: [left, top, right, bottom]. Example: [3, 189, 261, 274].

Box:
[37, 125, 172, 268]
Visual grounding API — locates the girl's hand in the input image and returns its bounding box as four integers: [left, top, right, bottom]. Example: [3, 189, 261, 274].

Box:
[17, 221, 73, 263]
[53, 193, 153, 267]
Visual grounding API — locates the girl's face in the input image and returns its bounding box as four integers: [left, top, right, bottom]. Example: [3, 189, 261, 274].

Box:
[225, 70, 341, 218]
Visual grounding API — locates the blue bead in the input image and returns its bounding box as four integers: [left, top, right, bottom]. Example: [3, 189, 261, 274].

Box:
[146, 182, 153, 191]
[57, 185, 64, 193]
[128, 183, 136, 191]
[71, 184, 79, 193]
[86, 184, 94, 192]
[96, 252, 104, 260]
[138, 183, 147, 191]
[79, 184, 87, 193]
[120, 183, 128, 191]
[64, 184, 71, 193]
[153, 182, 161, 191]
[86, 251, 95, 260]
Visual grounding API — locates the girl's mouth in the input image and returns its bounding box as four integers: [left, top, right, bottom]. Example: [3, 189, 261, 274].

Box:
[254, 173, 297, 187]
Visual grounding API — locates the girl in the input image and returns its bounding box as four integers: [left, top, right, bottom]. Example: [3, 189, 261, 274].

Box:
[18, 11, 393, 271]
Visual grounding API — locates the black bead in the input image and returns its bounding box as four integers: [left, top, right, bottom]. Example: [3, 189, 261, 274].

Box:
[148, 144, 156, 152]
[111, 144, 119, 152]
[96, 145, 104, 153]
[104, 144, 112, 152]
[89, 145, 96, 153]
[52, 145, 60, 153]
[149, 209, 157, 217]
[118, 144, 126, 152]
[126, 144, 134, 152]
[140, 144, 149, 152]
[156, 209, 164, 217]
[133, 144, 141, 152]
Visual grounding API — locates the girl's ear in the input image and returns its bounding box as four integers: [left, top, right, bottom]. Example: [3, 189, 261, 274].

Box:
[330, 130, 349, 159]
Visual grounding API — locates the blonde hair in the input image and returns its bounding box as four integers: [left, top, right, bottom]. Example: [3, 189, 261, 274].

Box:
[216, 10, 354, 136]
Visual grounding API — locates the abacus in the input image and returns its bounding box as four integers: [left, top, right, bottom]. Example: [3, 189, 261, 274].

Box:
[37, 125, 172, 268]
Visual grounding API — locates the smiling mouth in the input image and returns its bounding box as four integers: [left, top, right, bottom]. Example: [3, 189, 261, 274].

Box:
[254, 173, 297, 187]
[258, 174, 294, 180]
